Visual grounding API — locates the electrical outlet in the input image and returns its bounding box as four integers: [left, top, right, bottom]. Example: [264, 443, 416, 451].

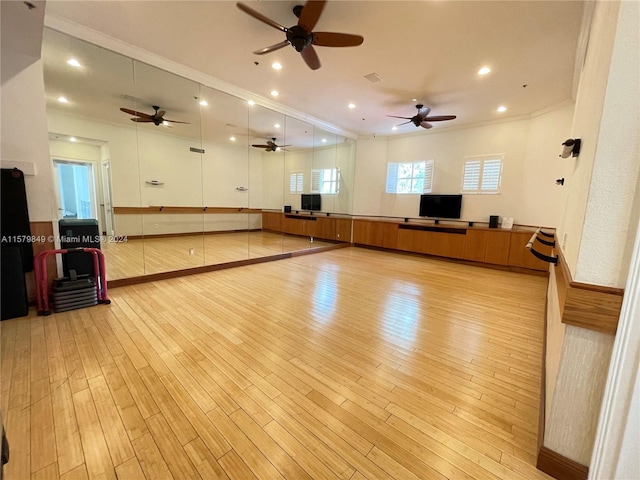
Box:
[189, 248, 195, 256]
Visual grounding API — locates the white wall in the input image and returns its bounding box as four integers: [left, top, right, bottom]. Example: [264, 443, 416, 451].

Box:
[354, 105, 573, 227]
[558, 0, 620, 278]
[1, 58, 56, 222]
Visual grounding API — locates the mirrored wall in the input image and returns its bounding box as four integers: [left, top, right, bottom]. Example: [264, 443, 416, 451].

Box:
[42, 28, 356, 280]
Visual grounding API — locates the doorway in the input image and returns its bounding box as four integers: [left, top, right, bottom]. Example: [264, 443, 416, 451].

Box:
[52, 158, 98, 222]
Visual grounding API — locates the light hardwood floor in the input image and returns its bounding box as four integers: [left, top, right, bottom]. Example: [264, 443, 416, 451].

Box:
[1, 247, 552, 479]
[101, 232, 335, 280]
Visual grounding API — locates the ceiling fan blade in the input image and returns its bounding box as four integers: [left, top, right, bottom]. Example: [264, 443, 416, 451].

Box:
[131, 118, 154, 123]
[417, 106, 431, 118]
[420, 122, 433, 129]
[237, 2, 287, 32]
[396, 120, 412, 126]
[387, 115, 412, 120]
[423, 115, 457, 122]
[298, 0, 326, 32]
[312, 32, 364, 48]
[252, 144, 270, 148]
[254, 40, 290, 55]
[163, 119, 190, 124]
[120, 107, 152, 119]
[155, 110, 166, 119]
[301, 45, 321, 70]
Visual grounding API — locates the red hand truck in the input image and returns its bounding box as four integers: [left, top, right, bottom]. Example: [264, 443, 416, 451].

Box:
[34, 247, 110, 316]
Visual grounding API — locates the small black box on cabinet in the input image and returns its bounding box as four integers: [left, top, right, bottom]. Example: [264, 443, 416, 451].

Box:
[489, 215, 499, 228]
[284, 205, 292, 213]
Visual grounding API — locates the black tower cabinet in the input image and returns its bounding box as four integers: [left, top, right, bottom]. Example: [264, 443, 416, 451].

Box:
[1, 246, 29, 320]
[59, 218, 101, 276]
[1, 168, 33, 271]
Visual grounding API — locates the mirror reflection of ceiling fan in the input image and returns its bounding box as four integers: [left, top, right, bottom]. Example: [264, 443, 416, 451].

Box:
[236, 0, 364, 70]
[388, 104, 457, 130]
[119, 105, 190, 126]
[251, 138, 291, 152]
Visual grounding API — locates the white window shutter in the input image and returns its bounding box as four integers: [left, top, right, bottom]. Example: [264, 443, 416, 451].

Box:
[423, 160, 434, 193]
[311, 169, 321, 193]
[481, 159, 502, 191]
[296, 173, 303, 192]
[462, 160, 481, 191]
[386, 163, 398, 193]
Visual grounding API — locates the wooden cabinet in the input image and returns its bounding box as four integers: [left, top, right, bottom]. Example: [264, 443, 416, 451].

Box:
[335, 218, 352, 242]
[463, 230, 488, 262]
[283, 215, 316, 237]
[262, 212, 283, 232]
[353, 220, 398, 248]
[315, 217, 336, 241]
[485, 230, 511, 265]
[508, 231, 550, 271]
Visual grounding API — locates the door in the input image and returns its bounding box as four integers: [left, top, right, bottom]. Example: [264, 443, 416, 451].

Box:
[52, 159, 98, 222]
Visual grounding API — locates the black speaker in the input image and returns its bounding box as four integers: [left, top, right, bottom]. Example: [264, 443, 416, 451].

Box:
[59, 219, 100, 276]
[1, 246, 29, 320]
[1, 168, 33, 271]
[284, 205, 292, 213]
[489, 215, 499, 228]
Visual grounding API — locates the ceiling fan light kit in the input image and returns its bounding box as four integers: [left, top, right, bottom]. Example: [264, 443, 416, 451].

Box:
[251, 138, 291, 152]
[120, 105, 190, 127]
[237, 0, 364, 70]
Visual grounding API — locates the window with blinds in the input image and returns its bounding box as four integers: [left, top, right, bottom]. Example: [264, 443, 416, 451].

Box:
[289, 172, 303, 193]
[386, 160, 434, 194]
[311, 168, 340, 194]
[461, 155, 503, 193]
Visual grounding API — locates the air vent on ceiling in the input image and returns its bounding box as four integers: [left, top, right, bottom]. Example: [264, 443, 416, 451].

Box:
[190, 147, 205, 154]
[121, 94, 144, 104]
[364, 72, 382, 83]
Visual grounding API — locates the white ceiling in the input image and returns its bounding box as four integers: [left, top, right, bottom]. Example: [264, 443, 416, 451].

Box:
[43, 0, 585, 140]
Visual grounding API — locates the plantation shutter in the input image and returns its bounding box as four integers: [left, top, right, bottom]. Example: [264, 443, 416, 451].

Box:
[311, 169, 321, 193]
[481, 159, 502, 191]
[423, 161, 434, 193]
[462, 160, 481, 191]
[386, 163, 398, 193]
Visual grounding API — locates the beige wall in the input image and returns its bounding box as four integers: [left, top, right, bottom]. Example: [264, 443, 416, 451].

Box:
[353, 104, 574, 227]
[544, 0, 639, 467]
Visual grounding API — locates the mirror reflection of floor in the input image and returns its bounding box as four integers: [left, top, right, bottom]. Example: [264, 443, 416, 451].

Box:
[101, 231, 336, 280]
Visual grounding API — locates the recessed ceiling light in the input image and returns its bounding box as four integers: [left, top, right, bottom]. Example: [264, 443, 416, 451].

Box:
[199, 100, 208, 106]
[348, 103, 356, 109]
[247, 100, 255, 106]
[230, 136, 236, 142]
[57, 96, 69, 103]
[478, 66, 491, 75]
[272, 62, 282, 70]
[270, 90, 279, 97]
[67, 58, 81, 67]
[321, 138, 327, 143]
[392, 126, 398, 131]
[274, 123, 280, 129]
[411, 98, 417, 102]
[69, 137, 77, 142]
[497, 105, 507, 113]
[162, 121, 170, 126]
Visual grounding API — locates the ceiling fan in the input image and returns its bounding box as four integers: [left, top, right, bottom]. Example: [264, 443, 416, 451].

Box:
[119, 105, 189, 126]
[251, 138, 291, 152]
[388, 104, 457, 130]
[236, 0, 364, 70]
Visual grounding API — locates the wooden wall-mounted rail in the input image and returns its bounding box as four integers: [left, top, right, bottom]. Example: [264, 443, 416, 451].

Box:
[113, 206, 263, 215]
[555, 242, 624, 335]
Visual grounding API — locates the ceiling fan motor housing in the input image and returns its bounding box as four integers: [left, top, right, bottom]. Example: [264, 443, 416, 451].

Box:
[286, 25, 312, 52]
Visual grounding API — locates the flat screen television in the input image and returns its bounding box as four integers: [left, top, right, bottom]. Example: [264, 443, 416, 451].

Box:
[301, 193, 321, 211]
[419, 194, 462, 219]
